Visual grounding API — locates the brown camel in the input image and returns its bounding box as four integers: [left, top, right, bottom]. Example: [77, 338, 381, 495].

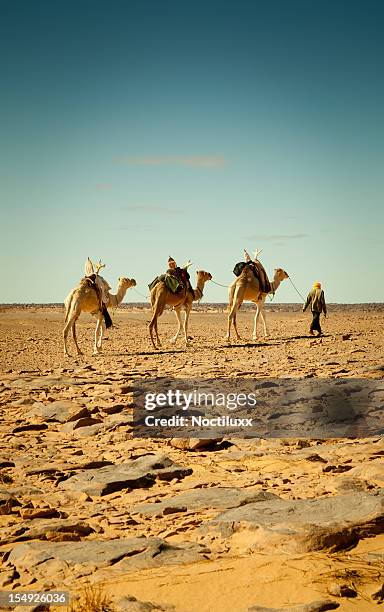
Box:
[149, 270, 212, 349]
[227, 267, 289, 342]
[63, 276, 136, 356]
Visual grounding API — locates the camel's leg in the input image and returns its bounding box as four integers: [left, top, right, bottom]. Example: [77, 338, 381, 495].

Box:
[227, 295, 242, 342]
[232, 311, 241, 341]
[149, 296, 166, 349]
[64, 309, 82, 356]
[252, 304, 260, 340]
[149, 314, 162, 349]
[96, 318, 104, 348]
[253, 299, 268, 339]
[170, 308, 183, 344]
[227, 309, 234, 343]
[72, 318, 83, 355]
[259, 300, 269, 337]
[63, 318, 72, 357]
[149, 314, 158, 349]
[93, 315, 103, 354]
[154, 314, 161, 347]
[183, 305, 192, 346]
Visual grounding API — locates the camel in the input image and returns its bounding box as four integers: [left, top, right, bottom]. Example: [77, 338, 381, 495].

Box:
[227, 267, 289, 342]
[149, 270, 212, 349]
[63, 276, 136, 356]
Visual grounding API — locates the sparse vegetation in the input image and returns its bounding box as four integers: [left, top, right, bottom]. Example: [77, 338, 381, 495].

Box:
[66, 585, 116, 612]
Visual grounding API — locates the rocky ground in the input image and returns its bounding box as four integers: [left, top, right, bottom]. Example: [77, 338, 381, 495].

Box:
[0, 306, 383, 611]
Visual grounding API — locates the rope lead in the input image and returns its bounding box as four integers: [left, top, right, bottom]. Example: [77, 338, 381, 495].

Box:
[133, 287, 150, 300]
[211, 279, 230, 288]
[288, 276, 306, 302]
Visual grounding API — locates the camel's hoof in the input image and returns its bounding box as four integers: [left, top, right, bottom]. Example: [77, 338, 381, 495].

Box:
[169, 337, 177, 345]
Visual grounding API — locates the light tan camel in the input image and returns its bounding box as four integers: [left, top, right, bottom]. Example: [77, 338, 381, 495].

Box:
[63, 276, 136, 356]
[227, 267, 289, 342]
[149, 270, 212, 349]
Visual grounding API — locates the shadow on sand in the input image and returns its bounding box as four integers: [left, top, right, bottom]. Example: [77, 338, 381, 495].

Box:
[111, 349, 185, 357]
[218, 341, 281, 349]
[285, 334, 327, 340]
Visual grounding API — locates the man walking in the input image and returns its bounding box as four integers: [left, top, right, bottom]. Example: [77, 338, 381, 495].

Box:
[303, 282, 327, 336]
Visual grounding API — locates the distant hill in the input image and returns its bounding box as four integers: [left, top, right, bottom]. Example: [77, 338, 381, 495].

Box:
[1, 302, 383, 312]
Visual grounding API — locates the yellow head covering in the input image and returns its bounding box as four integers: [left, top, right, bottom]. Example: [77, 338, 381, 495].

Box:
[313, 282, 321, 289]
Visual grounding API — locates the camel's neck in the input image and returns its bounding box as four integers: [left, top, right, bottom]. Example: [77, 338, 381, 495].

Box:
[109, 283, 128, 307]
[270, 276, 282, 293]
[193, 278, 206, 301]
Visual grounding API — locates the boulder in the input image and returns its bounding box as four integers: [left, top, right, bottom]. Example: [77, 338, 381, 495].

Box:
[132, 488, 278, 516]
[6, 537, 209, 584]
[30, 400, 89, 423]
[169, 438, 222, 450]
[60, 454, 192, 496]
[201, 490, 384, 553]
[2, 518, 94, 544]
[62, 417, 102, 431]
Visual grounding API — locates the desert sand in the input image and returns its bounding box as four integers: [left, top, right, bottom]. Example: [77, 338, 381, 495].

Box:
[0, 305, 383, 611]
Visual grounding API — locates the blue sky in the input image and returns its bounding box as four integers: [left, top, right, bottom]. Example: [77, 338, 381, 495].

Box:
[1, 0, 383, 303]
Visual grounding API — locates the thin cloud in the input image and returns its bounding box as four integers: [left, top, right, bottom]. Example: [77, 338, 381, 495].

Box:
[243, 233, 308, 241]
[96, 183, 112, 190]
[114, 155, 227, 168]
[121, 205, 181, 215]
[113, 224, 154, 231]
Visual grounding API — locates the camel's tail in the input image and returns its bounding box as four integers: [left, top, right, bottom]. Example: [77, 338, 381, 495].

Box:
[102, 305, 113, 329]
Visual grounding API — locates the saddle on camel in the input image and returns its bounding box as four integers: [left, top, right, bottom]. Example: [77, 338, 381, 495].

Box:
[84, 258, 113, 328]
[233, 249, 271, 293]
[149, 256, 193, 295]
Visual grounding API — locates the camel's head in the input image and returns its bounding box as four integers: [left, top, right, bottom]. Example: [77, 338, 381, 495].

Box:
[274, 268, 289, 281]
[119, 277, 137, 288]
[196, 270, 212, 283]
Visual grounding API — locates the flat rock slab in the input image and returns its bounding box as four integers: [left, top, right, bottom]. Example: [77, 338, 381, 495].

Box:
[1, 518, 94, 544]
[248, 601, 339, 612]
[60, 454, 192, 496]
[30, 401, 89, 423]
[62, 417, 103, 431]
[201, 490, 384, 553]
[7, 376, 104, 390]
[132, 488, 278, 516]
[24, 459, 113, 476]
[6, 537, 209, 583]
